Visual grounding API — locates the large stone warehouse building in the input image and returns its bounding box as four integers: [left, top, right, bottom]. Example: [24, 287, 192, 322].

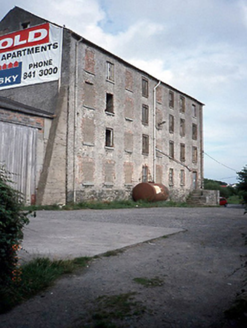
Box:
[0, 7, 204, 205]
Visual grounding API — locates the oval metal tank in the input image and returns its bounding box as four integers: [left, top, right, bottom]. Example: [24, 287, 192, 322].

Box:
[132, 182, 169, 202]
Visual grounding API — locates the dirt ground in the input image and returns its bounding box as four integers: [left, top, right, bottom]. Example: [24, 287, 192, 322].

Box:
[0, 206, 247, 328]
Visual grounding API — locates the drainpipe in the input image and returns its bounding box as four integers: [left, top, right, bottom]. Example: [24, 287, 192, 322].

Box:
[153, 81, 161, 183]
[73, 37, 83, 203]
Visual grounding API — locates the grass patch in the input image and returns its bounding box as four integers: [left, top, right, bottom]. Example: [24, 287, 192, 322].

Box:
[101, 249, 124, 257]
[133, 276, 164, 287]
[0, 256, 91, 313]
[227, 195, 242, 204]
[23, 200, 189, 211]
[87, 293, 146, 327]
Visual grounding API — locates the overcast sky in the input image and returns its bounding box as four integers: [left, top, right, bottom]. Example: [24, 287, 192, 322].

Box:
[1, 0, 246, 184]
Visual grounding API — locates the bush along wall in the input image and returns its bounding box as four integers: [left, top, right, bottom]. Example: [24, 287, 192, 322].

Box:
[0, 166, 29, 294]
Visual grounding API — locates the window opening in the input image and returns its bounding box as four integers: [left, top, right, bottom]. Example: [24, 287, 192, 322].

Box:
[107, 62, 114, 81]
[169, 141, 174, 159]
[169, 91, 174, 108]
[142, 78, 148, 98]
[142, 104, 149, 125]
[105, 128, 113, 147]
[192, 123, 197, 140]
[180, 118, 185, 137]
[142, 165, 148, 182]
[169, 168, 174, 186]
[105, 93, 114, 113]
[180, 96, 185, 112]
[169, 114, 174, 133]
[142, 134, 149, 154]
[180, 143, 185, 162]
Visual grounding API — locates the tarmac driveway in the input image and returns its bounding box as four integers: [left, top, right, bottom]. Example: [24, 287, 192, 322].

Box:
[1, 206, 247, 328]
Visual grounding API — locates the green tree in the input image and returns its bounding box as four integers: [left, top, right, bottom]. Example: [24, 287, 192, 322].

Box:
[237, 165, 247, 204]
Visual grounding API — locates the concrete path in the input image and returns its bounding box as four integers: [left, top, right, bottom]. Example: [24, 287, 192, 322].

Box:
[20, 209, 183, 261]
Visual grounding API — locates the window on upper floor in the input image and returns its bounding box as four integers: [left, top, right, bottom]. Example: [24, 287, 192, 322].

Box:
[107, 62, 114, 81]
[105, 128, 114, 147]
[192, 123, 197, 140]
[21, 22, 30, 29]
[180, 118, 185, 137]
[105, 93, 114, 113]
[169, 91, 174, 108]
[192, 146, 198, 163]
[169, 168, 174, 186]
[180, 96, 185, 113]
[180, 143, 185, 162]
[169, 114, 174, 133]
[142, 78, 148, 98]
[142, 134, 149, 155]
[192, 104, 197, 117]
[142, 104, 149, 125]
[169, 141, 174, 159]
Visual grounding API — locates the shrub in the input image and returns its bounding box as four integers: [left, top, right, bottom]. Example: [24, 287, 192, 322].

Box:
[0, 165, 29, 287]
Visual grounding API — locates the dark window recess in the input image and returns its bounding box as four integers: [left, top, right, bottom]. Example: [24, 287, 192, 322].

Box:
[105, 128, 113, 147]
[169, 141, 174, 158]
[192, 123, 197, 140]
[180, 96, 185, 112]
[169, 91, 174, 108]
[180, 118, 185, 136]
[142, 78, 148, 98]
[142, 134, 149, 154]
[180, 143, 185, 162]
[105, 94, 114, 113]
[142, 104, 149, 125]
[21, 22, 30, 29]
[169, 115, 174, 133]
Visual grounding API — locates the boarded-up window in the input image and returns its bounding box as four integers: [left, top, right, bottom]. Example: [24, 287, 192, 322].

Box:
[82, 117, 95, 145]
[169, 141, 174, 158]
[142, 165, 148, 182]
[142, 104, 149, 125]
[192, 146, 198, 163]
[124, 97, 134, 119]
[84, 49, 95, 74]
[192, 104, 197, 117]
[156, 86, 162, 104]
[107, 62, 114, 81]
[156, 165, 162, 184]
[180, 143, 185, 162]
[180, 169, 185, 186]
[124, 162, 133, 184]
[169, 114, 174, 133]
[192, 123, 197, 140]
[169, 168, 174, 186]
[142, 134, 149, 155]
[180, 96, 185, 113]
[83, 81, 95, 109]
[169, 91, 174, 108]
[180, 118, 185, 137]
[125, 70, 133, 91]
[105, 161, 115, 184]
[82, 160, 94, 184]
[142, 77, 148, 98]
[124, 132, 133, 153]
